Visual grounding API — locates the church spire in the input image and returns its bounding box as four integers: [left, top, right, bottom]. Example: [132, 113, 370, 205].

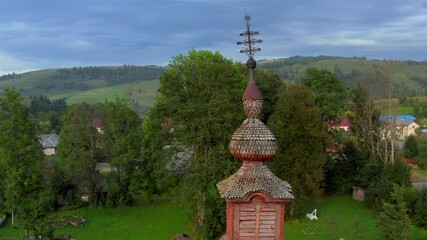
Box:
[217, 14, 293, 239]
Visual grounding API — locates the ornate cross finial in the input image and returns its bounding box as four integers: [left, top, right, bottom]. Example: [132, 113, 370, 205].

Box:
[237, 13, 262, 58]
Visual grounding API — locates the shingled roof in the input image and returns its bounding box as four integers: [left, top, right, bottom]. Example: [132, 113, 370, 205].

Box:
[39, 134, 59, 148]
[217, 164, 293, 200]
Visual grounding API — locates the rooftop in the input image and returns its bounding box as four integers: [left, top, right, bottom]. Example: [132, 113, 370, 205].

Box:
[217, 164, 293, 200]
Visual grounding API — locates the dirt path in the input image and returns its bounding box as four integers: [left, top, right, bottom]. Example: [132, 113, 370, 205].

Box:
[410, 172, 427, 183]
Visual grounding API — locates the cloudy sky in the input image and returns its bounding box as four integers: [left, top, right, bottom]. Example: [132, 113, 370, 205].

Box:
[0, 0, 426, 75]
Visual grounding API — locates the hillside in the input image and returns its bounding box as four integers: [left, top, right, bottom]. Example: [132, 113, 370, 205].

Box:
[0, 65, 165, 97]
[1, 57, 426, 107]
[50, 79, 160, 108]
[258, 56, 427, 95]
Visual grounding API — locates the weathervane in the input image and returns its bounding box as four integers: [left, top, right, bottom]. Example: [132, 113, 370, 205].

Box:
[237, 14, 262, 58]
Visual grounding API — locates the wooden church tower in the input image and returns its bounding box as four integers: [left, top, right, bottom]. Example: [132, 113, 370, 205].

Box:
[217, 15, 293, 240]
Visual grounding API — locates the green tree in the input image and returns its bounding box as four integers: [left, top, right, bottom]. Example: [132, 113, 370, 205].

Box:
[301, 68, 347, 120]
[140, 100, 178, 197]
[413, 189, 427, 227]
[268, 85, 330, 203]
[155, 50, 245, 238]
[362, 160, 410, 209]
[0, 89, 53, 237]
[325, 140, 368, 194]
[58, 102, 99, 204]
[102, 98, 143, 206]
[378, 184, 412, 240]
[403, 135, 418, 159]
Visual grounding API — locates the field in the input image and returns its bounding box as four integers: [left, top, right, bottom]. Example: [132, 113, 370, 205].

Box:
[0, 203, 190, 240]
[1, 196, 427, 240]
[286, 195, 427, 240]
[50, 80, 160, 107]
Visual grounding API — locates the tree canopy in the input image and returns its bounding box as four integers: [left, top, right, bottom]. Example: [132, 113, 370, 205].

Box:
[0, 88, 52, 237]
[57, 102, 99, 203]
[301, 67, 347, 120]
[153, 50, 246, 238]
[403, 135, 418, 159]
[268, 84, 330, 203]
[102, 98, 143, 206]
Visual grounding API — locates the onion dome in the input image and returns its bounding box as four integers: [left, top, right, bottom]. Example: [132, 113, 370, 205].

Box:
[229, 118, 276, 161]
[228, 56, 276, 162]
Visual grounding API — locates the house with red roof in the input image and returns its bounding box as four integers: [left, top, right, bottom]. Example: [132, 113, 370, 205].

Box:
[92, 117, 104, 134]
[338, 118, 351, 132]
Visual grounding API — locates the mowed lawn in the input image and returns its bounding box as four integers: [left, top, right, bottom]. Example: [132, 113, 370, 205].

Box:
[1, 196, 427, 239]
[0, 204, 190, 240]
[285, 195, 427, 240]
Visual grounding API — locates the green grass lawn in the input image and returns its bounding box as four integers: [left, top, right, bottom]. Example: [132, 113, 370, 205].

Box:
[1, 196, 426, 240]
[412, 169, 427, 174]
[285, 195, 427, 240]
[0, 203, 190, 240]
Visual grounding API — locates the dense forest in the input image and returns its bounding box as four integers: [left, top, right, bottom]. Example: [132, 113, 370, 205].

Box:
[29, 96, 68, 116]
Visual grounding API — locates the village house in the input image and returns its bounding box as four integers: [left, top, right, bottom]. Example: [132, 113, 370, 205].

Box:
[92, 117, 104, 134]
[381, 115, 419, 139]
[338, 118, 351, 132]
[39, 133, 59, 156]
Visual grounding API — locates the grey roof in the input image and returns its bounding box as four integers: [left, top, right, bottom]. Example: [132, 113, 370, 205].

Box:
[165, 149, 193, 172]
[217, 164, 293, 200]
[39, 134, 59, 148]
[382, 118, 413, 127]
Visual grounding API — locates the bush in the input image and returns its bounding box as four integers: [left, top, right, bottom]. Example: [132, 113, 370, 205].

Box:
[363, 160, 410, 209]
[413, 189, 427, 227]
[324, 141, 368, 194]
[378, 184, 412, 240]
[403, 136, 418, 158]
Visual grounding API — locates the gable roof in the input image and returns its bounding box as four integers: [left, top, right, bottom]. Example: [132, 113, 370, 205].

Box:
[339, 118, 351, 127]
[381, 115, 416, 123]
[39, 134, 59, 148]
[92, 117, 104, 130]
[396, 115, 416, 122]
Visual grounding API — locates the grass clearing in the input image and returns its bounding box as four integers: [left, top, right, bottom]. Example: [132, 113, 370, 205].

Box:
[0, 203, 190, 240]
[50, 79, 160, 107]
[396, 105, 414, 115]
[285, 195, 427, 240]
[1, 196, 426, 239]
[411, 169, 427, 174]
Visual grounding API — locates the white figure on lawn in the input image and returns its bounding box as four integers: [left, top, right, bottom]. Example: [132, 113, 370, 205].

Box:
[306, 208, 318, 220]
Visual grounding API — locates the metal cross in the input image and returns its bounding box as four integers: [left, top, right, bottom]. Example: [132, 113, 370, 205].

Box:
[237, 14, 262, 58]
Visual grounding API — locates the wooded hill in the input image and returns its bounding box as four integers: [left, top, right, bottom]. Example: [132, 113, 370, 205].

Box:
[0, 65, 165, 97]
[1, 56, 426, 104]
[258, 56, 427, 96]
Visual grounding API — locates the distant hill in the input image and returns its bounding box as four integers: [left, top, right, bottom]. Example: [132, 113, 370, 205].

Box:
[1, 57, 426, 107]
[0, 65, 165, 97]
[258, 56, 427, 95]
